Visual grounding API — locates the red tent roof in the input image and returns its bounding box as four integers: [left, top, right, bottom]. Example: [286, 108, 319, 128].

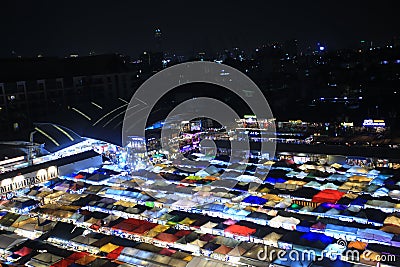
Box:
[159, 248, 176, 256]
[200, 234, 215, 242]
[224, 224, 256, 236]
[131, 222, 158, 235]
[155, 233, 179, 243]
[124, 218, 144, 225]
[111, 221, 137, 232]
[174, 230, 192, 238]
[312, 189, 345, 203]
[311, 222, 326, 230]
[66, 252, 89, 261]
[14, 246, 32, 257]
[107, 246, 124, 260]
[111, 218, 145, 232]
[90, 224, 100, 230]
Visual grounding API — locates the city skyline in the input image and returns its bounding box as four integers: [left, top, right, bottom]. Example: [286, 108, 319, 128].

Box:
[1, 0, 399, 57]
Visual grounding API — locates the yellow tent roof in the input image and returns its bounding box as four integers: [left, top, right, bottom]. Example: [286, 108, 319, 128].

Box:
[179, 217, 196, 225]
[258, 187, 270, 193]
[262, 194, 282, 202]
[263, 161, 275, 165]
[185, 175, 202, 180]
[11, 217, 36, 228]
[244, 206, 258, 212]
[384, 216, 400, 227]
[114, 200, 136, 207]
[100, 243, 120, 253]
[183, 255, 193, 261]
[285, 180, 306, 186]
[154, 163, 167, 168]
[86, 217, 101, 224]
[331, 163, 342, 168]
[145, 225, 169, 237]
[349, 175, 372, 182]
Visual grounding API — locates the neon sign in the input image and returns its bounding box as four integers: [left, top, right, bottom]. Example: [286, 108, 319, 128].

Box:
[363, 119, 385, 127]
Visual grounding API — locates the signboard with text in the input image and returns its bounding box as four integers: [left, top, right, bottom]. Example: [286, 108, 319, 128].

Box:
[363, 119, 385, 127]
[0, 166, 58, 194]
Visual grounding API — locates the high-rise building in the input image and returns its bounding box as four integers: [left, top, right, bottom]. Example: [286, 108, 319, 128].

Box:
[283, 39, 298, 58]
[360, 40, 372, 51]
[154, 28, 162, 52]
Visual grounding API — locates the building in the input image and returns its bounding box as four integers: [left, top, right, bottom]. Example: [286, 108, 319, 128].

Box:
[0, 54, 142, 138]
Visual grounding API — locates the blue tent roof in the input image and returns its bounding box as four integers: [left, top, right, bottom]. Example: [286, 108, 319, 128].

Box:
[265, 177, 287, 184]
[325, 224, 358, 235]
[242, 195, 267, 205]
[350, 198, 368, 206]
[301, 232, 334, 244]
[206, 203, 225, 212]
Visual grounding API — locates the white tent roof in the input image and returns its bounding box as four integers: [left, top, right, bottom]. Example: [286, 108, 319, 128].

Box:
[171, 198, 198, 209]
[347, 166, 369, 174]
[236, 174, 263, 183]
[201, 221, 218, 229]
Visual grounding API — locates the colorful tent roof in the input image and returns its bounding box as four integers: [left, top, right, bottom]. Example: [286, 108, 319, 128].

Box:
[311, 222, 326, 230]
[348, 241, 367, 250]
[384, 216, 400, 227]
[155, 233, 179, 243]
[159, 247, 176, 256]
[75, 255, 96, 265]
[242, 195, 267, 205]
[14, 246, 32, 257]
[213, 245, 233, 255]
[224, 224, 256, 236]
[312, 189, 345, 203]
[106, 246, 124, 260]
[65, 252, 89, 261]
[100, 243, 120, 253]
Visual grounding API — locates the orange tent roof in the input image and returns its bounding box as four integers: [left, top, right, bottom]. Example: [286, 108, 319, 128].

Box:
[348, 241, 367, 250]
[66, 252, 88, 261]
[214, 245, 233, 255]
[75, 255, 96, 265]
[224, 224, 256, 236]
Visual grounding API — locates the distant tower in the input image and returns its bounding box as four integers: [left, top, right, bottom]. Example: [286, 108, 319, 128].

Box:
[155, 28, 162, 52]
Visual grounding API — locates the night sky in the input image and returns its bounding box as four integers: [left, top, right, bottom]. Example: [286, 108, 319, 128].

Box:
[0, 0, 398, 58]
